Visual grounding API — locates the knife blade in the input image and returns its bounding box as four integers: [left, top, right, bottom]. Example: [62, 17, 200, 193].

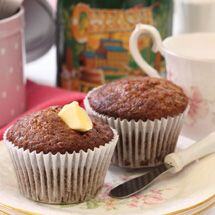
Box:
[109, 132, 215, 198]
[109, 164, 171, 198]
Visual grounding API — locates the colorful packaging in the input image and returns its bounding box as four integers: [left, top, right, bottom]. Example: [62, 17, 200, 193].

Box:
[57, 0, 173, 92]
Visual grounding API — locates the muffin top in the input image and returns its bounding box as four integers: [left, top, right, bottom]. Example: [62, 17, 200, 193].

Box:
[6, 106, 114, 154]
[88, 77, 188, 121]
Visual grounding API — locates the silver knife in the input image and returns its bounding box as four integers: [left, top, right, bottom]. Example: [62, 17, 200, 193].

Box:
[109, 132, 215, 198]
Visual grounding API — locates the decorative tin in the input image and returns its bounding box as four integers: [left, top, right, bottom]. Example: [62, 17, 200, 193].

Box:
[57, 0, 173, 92]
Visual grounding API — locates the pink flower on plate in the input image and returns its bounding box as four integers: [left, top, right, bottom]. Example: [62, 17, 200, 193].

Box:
[142, 190, 164, 205]
[128, 202, 138, 208]
[186, 86, 209, 125]
[98, 183, 113, 200]
[128, 189, 166, 206]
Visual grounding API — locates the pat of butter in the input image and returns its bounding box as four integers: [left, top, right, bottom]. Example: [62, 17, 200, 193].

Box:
[58, 101, 93, 132]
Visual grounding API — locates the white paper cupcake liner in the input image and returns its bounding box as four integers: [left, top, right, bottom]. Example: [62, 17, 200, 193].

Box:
[3, 128, 118, 204]
[84, 88, 186, 168]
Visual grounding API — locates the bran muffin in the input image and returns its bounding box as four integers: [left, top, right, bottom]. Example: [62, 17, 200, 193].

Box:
[4, 106, 118, 204]
[84, 77, 188, 168]
[7, 107, 114, 154]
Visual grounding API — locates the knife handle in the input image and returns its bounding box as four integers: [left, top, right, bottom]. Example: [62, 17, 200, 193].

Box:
[165, 132, 215, 173]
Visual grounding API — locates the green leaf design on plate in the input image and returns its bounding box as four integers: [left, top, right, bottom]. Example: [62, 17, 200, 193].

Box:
[86, 199, 100, 209]
[59, 203, 76, 208]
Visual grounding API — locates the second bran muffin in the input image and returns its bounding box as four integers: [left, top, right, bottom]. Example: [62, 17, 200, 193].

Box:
[85, 77, 188, 168]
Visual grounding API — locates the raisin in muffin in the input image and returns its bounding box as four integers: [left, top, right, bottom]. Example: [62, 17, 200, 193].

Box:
[4, 105, 118, 204]
[84, 77, 188, 168]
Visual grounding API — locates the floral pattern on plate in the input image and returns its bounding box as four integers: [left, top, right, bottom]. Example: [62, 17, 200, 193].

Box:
[0, 137, 215, 215]
[60, 180, 174, 211]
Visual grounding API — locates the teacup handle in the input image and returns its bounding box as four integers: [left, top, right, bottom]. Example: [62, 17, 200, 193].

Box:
[129, 24, 164, 78]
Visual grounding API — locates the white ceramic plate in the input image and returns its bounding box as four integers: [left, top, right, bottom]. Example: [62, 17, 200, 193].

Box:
[0, 136, 214, 215]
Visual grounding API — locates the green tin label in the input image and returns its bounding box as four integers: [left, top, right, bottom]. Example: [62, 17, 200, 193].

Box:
[57, 1, 173, 92]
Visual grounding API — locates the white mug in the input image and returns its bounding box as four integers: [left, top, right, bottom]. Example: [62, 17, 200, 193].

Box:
[129, 24, 215, 140]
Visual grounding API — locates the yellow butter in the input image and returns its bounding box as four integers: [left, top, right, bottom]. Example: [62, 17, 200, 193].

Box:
[58, 101, 93, 132]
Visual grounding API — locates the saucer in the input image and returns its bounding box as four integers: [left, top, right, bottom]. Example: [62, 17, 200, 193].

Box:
[0, 136, 214, 215]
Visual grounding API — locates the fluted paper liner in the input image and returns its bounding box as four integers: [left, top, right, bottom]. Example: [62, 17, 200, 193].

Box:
[84, 88, 186, 168]
[3, 128, 118, 204]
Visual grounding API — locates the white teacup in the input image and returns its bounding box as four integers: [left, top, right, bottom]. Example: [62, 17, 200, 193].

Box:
[173, 0, 215, 35]
[129, 24, 215, 140]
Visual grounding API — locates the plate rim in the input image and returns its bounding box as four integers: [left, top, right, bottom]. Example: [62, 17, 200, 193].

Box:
[0, 193, 214, 215]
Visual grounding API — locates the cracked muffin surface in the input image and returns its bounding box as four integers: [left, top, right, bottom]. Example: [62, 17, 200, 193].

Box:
[88, 77, 188, 121]
[6, 106, 113, 154]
